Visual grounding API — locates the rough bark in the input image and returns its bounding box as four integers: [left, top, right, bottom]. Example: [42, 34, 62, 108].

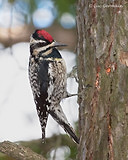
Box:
[76, 0, 128, 160]
[0, 135, 77, 160]
[0, 141, 46, 160]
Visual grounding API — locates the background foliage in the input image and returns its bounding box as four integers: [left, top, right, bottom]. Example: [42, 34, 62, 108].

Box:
[0, 0, 78, 160]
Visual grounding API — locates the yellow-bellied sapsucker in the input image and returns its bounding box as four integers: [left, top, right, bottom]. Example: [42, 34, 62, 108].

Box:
[28, 29, 79, 144]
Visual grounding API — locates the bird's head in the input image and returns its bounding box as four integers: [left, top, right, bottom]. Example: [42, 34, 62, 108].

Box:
[30, 29, 67, 56]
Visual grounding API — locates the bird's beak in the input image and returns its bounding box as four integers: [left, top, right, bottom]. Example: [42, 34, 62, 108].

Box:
[53, 41, 67, 48]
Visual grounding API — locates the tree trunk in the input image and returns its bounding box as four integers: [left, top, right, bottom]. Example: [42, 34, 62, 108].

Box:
[76, 0, 128, 160]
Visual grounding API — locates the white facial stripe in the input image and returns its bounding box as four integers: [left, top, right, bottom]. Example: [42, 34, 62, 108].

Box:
[32, 41, 55, 56]
[36, 41, 54, 51]
[30, 35, 56, 56]
[30, 36, 46, 44]
[33, 47, 51, 56]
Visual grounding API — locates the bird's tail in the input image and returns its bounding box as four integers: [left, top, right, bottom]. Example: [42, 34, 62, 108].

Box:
[36, 104, 49, 142]
[49, 105, 79, 144]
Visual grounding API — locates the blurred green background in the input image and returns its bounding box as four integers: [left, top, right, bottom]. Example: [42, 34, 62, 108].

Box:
[0, 0, 77, 50]
[0, 0, 78, 160]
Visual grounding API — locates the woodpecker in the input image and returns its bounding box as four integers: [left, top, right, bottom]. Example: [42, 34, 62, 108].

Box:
[29, 29, 79, 144]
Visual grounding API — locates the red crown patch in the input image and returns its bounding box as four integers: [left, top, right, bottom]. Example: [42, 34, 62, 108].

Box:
[37, 30, 53, 43]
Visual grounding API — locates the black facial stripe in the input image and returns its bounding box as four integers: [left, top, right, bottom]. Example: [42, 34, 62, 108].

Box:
[39, 48, 62, 58]
[30, 42, 62, 59]
[31, 42, 47, 50]
[38, 46, 52, 55]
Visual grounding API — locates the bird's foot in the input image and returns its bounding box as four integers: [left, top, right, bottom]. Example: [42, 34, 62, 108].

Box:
[64, 84, 92, 99]
[64, 92, 77, 98]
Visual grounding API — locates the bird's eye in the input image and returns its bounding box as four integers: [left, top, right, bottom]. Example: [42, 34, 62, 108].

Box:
[42, 42, 46, 44]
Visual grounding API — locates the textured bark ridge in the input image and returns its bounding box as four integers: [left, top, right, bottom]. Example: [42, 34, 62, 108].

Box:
[0, 141, 46, 160]
[76, 0, 128, 160]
